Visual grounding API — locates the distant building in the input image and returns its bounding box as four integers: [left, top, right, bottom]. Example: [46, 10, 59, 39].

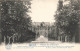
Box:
[28, 22, 55, 40]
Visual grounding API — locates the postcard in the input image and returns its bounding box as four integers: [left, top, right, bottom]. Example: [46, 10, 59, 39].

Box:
[0, 0, 80, 51]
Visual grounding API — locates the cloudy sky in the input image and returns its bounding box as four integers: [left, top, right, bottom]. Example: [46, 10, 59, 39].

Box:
[30, 0, 58, 23]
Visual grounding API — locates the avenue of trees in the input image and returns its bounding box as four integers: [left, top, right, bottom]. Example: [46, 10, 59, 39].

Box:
[0, 0, 36, 44]
[54, 0, 80, 42]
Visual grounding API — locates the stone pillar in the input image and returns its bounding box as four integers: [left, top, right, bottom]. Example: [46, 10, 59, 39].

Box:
[72, 35, 75, 42]
[58, 36, 60, 41]
[9, 37, 10, 44]
[12, 35, 14, 43]
[65, 36, 67, 42]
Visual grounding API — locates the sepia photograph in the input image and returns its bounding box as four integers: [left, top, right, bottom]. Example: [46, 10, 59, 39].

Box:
[0, 0, 80, 51]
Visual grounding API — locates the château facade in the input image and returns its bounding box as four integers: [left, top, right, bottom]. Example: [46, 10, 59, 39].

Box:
[28, 22, 55, 39]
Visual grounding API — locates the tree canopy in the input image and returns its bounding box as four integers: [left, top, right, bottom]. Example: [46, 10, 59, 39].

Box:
[55, 0, 80, 38]
[1, 1, 32, 41]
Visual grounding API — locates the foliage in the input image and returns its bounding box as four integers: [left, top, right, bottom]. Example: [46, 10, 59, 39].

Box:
[55, 0, 80, 38]
[1, 1, 33, 42]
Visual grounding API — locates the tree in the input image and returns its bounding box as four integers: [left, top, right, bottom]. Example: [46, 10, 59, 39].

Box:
[1, 0, 32, 44]
[0, 2, 2, 44]
[55, 0, 80, 42]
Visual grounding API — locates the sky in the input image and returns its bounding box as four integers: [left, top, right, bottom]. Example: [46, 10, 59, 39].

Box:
[30, 0, 58, 23]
